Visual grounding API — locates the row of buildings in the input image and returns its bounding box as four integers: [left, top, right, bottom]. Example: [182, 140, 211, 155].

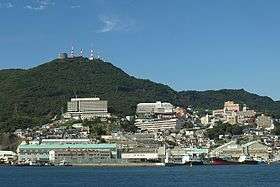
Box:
[1, 138, 274, 165]
[62, 98, 188, 133]
[200, 101, 274, 130]
[3, 97, 279, 165]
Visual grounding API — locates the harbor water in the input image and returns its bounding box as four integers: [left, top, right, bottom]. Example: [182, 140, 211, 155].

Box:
[0, 165, 280, 187]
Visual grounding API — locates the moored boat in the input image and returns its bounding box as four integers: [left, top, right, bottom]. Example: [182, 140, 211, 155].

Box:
[210, 156, 259, 165]
[210, 157, 239, 165]
[238, 155, 258, 165]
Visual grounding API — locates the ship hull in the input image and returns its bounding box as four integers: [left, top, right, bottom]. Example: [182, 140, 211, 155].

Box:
[211, 158, 239, 165]
[210, 158, 258, 165]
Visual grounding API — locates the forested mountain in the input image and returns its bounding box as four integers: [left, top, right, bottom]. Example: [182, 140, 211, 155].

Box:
[0, 57, 279, 132]
[178, 89, 280, 117]
[0, 57, 177, 132]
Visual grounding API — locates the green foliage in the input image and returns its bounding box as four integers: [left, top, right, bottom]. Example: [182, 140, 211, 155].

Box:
[206, 122, 245, 140]
[0, 57, 279, 132]
[0, 133, 21, 151]
[83, 119, 107, 139]
[178, 89, 280, 118]
[0, 115, 50, 133]
[0, 58, 177, 132]
[120, 119, 138, 133]
[273, 121, 280, 135]
[83, 118, 137, 138]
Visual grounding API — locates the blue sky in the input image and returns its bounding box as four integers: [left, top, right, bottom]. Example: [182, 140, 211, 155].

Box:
[0, 0, 280, 100]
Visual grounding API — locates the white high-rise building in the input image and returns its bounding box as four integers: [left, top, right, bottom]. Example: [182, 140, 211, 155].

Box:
[64, 98, 110, 120]
[136, 101, 174, 114]
[135, 101, 183, 132]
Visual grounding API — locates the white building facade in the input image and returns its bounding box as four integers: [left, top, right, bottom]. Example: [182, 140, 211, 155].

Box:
[64, 98, 110, 120]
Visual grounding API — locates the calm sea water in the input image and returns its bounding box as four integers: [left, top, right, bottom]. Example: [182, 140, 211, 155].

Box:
[0, 165, 280, 187]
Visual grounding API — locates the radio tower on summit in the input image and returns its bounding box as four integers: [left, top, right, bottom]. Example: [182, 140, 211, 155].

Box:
[89, 49, 94, 60]
[70, 46, 74, 58]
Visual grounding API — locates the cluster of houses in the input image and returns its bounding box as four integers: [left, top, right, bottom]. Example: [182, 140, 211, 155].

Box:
[14, 120, 90, 140]
[1, 98, 279, 165]
[200, 101, 274, 130]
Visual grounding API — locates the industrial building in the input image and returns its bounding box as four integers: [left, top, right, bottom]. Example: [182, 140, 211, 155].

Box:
[63, 98, 110, 120]
[210, 141, 244, 158]
[210, 140, 271, 160]
[17, 140, 120, 164]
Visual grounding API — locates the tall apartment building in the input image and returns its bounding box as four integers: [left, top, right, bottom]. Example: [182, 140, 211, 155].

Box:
[63, 98, 110, 120]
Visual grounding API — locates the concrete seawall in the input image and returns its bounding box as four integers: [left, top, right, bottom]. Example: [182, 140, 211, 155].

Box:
[72, 163, 165, 167]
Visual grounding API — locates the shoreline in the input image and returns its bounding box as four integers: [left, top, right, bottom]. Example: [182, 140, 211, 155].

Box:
[71, 163, 165, 167]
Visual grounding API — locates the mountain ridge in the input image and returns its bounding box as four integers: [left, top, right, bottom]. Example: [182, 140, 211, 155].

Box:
[0, 57, 279, 132]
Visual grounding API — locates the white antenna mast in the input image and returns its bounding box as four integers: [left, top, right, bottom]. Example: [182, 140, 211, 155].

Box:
[89, 49, 94, 60]
[70, 46, 74, 58]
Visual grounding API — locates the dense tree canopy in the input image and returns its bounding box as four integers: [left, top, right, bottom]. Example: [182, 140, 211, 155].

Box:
[206, 122, 245, 140]
[0, 57, 279, 132]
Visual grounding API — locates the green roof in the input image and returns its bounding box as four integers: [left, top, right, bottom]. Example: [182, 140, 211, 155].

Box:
[18, 143, 117, 150]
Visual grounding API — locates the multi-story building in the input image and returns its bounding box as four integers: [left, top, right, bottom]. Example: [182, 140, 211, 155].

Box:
[224, 101, 240, 112]
[63, 98, 110, 120]
[135, 118, 184, 132]
[237, 106, 256, 124]
[136, 101, 174, 115]
[256, 114, 274, 130]
[211, 102, 255, 125]
[135, 101, 185, 132]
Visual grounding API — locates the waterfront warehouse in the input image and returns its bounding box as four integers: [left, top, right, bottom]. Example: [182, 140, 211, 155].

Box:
[17, 140, 121, 164]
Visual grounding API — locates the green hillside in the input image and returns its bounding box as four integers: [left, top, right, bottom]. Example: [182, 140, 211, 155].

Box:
[0, 57, 279, 132]
[0, 57, 178, 132]
[178, 89, 280, 117]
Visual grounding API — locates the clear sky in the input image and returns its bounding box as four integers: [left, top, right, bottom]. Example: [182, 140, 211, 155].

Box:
[0, 0, 279, 100]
